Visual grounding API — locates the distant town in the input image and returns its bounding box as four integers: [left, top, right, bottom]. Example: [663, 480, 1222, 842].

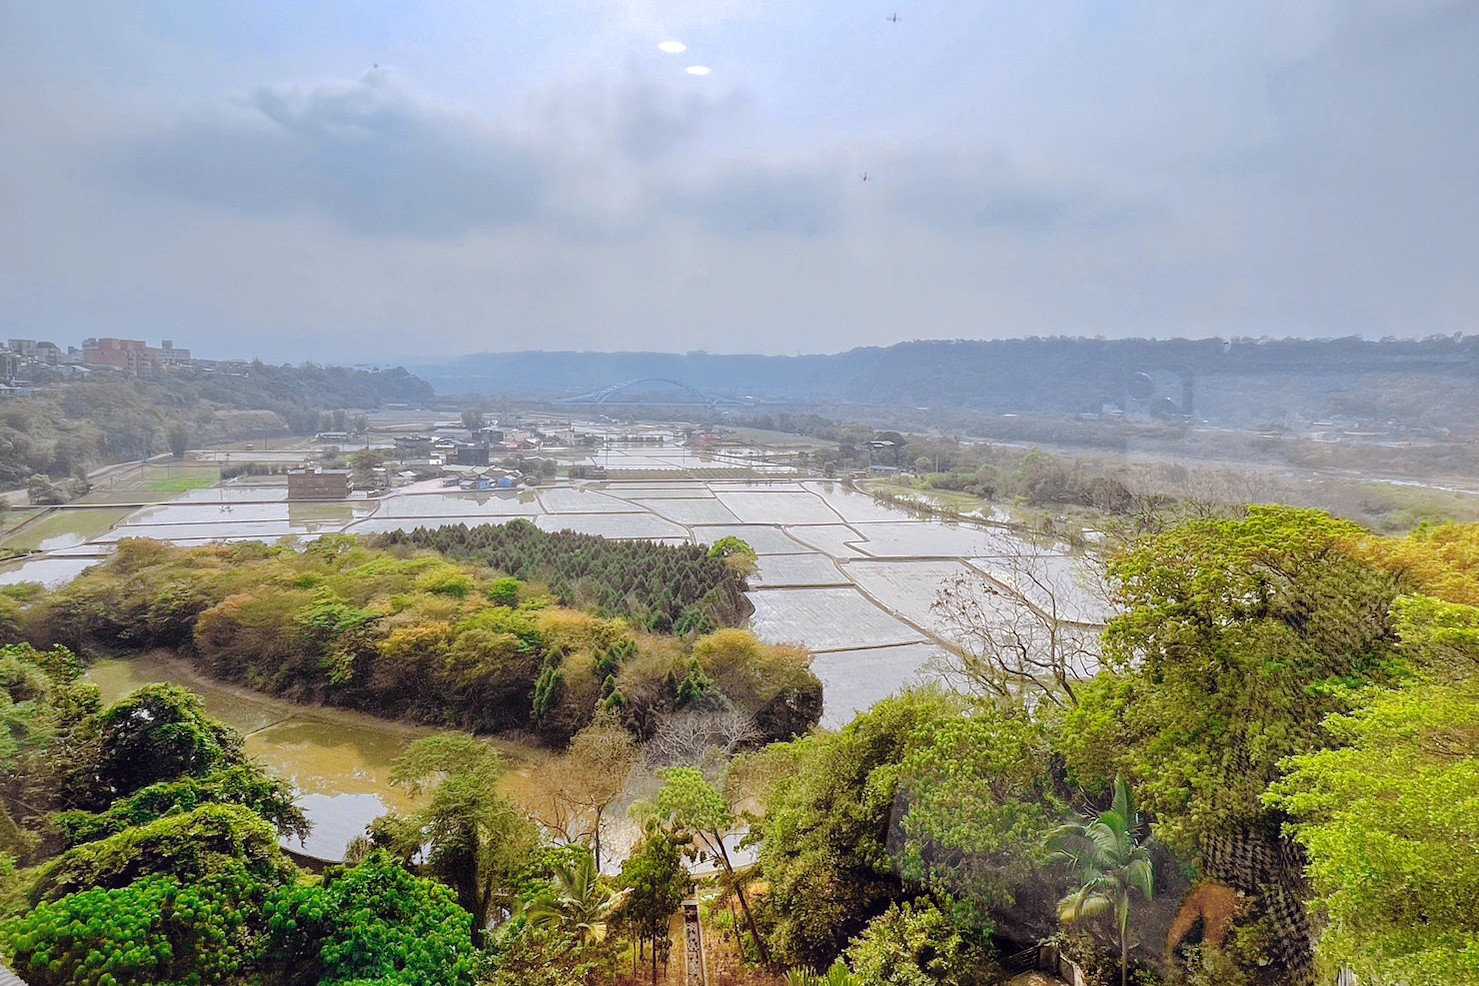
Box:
[0, 336, 236, 395]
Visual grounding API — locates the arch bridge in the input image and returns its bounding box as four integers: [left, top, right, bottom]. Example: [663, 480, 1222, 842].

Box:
[551, 378, 754, 407]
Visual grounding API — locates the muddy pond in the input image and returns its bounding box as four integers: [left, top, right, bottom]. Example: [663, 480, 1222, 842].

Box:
[87, 653, 540, 862]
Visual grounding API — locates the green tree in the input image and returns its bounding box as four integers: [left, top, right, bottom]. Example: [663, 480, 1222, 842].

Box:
[262, 849, 478, 986]
[2, 870, 260, 986]
[843, 898, 995, 986]
[1048, 777, 1154, 986]
[52, 762, 309, 848]
[894, 709, 1062, 930]
[1061, 506, 1405, 851]
[614, 825, 693, 983]
[756, 691, 961, 968]
[383, 734, 538, 941]
[1266, 593, 1479, 985]
[652, 766, 772, 967]
[91, 684, 247, 804]
[27, 802, 296, 906]
[707, 536, 758, 575]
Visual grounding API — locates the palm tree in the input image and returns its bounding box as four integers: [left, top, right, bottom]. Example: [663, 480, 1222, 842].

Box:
[525, 851, 626, 945]
[1049, 776, 1154, 986]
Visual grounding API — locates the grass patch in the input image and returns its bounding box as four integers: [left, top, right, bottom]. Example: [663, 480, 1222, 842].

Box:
[147, 474, 220, 493]
[860, 479, 999, 518]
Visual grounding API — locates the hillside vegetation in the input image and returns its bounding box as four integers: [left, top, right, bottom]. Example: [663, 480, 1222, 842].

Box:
[0, 363, 431, 488]
[9, 534, 817, 745]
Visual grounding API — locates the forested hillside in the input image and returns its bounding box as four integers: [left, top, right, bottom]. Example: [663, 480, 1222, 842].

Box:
[421, 335, 1479, 432]
[0, 363, 431, 487]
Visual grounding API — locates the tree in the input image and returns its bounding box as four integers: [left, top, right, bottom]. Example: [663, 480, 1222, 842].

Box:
[91, 684, 248, 804]
[53, 761, 309, 848]
[525, 848, 622, 946]
[1060, 506, 1404, 851]
[166, 422, 191, 458]
[893, 709, 1063, 934]
[646, 707, 760, 772]
[614, 825, 693, 983]
[843, 898, 995, 986]
[560, 714, 639, 871]
[1265, 592, 1479, 985]
[1054, 508, 1403, 986]
[2, 870, 260, 986]
[652, 765, 772, 966]
[28, 803, 297, 906]
[692, 628, 822, 742]
[518, 714, 639, 870]
[1049, 777, 1155, 986]
[756, 690, 963, 969]
[461, 408, 486, 432]
[931, 544, 1103, 707]
[707, 536, 758, 576]
[262, 849, 478, 986]
[384, 734, 539, 940]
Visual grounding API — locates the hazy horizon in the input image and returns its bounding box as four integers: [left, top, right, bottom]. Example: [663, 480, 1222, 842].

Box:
[5, 1, 1476, 364]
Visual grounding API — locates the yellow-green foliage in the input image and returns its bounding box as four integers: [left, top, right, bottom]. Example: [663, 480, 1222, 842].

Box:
[1355, 521, 1479, 606]
[14, 537, 820, 744]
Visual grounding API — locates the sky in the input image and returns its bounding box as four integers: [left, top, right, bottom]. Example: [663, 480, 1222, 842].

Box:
[2, 0, 1476, 363]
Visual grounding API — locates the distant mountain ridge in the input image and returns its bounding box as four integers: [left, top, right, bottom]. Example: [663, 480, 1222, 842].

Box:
[416, 336, 1479, 430]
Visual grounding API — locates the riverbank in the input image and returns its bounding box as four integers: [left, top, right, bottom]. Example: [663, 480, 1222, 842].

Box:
[88, 651, 543, 862]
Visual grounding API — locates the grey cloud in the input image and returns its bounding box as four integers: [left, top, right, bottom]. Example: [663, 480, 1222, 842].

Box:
[882, 158, 1147, 235]
[661, 165, 845, 237]
[615, 78, 733, 161]
[109, 73, 552, 238]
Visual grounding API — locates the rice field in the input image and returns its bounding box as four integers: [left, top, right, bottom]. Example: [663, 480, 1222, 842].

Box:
[749, 587, 925, 652]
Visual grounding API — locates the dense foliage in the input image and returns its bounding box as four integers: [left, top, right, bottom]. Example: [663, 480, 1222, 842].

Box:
[15, 535, 818, 745]
[375, 520, 754, 633]
[1061, 506, 1406, 851]
[262, 850, 478, 986]
[1265, 534, 1479, 985]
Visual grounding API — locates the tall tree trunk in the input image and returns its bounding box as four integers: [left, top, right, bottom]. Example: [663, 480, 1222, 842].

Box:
[714, 832, 771, 968]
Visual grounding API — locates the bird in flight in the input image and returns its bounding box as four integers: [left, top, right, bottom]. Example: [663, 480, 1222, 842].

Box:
[887, 13, 901, 23]
[860, 172, 871, 182]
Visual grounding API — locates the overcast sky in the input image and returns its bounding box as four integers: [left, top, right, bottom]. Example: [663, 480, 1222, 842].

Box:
[2, 1, 1475, 363]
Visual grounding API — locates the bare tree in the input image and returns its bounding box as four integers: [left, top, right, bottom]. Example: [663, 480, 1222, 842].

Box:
[514, 712, 639, 870]
[931, 541, 1105, 707]
[645, 707, 759, 777]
